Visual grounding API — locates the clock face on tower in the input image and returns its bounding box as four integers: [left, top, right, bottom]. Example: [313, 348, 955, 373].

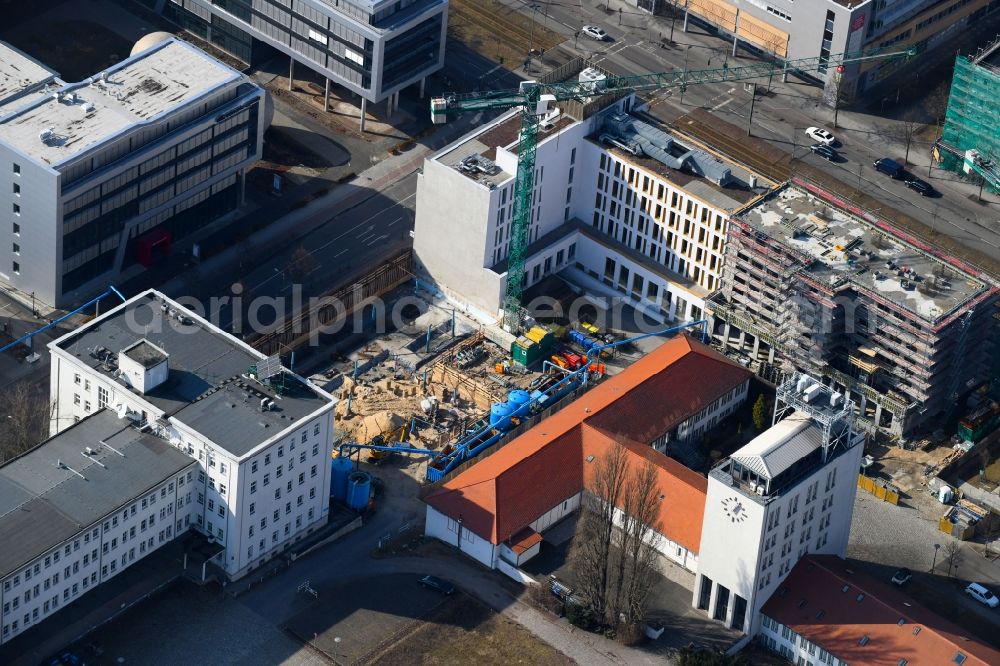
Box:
[721, 496, 748, 523]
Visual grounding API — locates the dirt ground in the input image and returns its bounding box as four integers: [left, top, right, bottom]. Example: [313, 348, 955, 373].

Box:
[369, 592, 573, 666]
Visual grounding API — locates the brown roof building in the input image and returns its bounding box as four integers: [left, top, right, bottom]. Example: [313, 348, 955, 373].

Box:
[423, 335, 752, 571]
[760, 555, 1000, 666]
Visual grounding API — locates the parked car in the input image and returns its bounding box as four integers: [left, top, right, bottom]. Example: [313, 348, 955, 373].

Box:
[965, 582, 999, 607]
[418, 575, 456, 595]
[904, 175, 935, 196]
[873, 157, 904, 179]
[805, 127, 836, 146]
[810, 144, 838, 161]
[581, 25, 609, 41]
[891, 568, 912, 586]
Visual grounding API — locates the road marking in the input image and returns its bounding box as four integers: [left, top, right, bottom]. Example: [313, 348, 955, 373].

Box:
[388, 217, 403, 227]
[366, 235, 387, 247]
[710, 98, 733, 112]
[335, 248, 348, 257]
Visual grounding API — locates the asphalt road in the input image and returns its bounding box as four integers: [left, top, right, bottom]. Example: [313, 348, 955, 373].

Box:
[503, 0, 1000, 265]
[187, 172, 418, 333]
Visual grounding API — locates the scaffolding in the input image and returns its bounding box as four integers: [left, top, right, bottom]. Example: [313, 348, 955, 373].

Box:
[939, 37, 1000, 192]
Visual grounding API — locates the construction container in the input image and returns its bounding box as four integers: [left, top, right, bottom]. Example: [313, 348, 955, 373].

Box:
[512, 336, 543, 366]
[330, 457, 353, 502]
[508, 390, 531, 419]
[346, 471, 372, 511]
[525, 326, 549, 344]
[490, 401, 516, 430]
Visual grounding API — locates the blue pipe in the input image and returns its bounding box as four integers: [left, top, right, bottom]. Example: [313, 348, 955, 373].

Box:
[0, 286, 126, 355]
[108, 285, 127, 303]
[337, 442, 437, 458]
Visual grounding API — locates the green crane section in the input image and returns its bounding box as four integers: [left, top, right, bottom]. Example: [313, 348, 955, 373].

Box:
[430, 47, 914, 333]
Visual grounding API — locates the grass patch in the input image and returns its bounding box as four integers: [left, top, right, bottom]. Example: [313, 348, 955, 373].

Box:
[370, 593, 573, 665]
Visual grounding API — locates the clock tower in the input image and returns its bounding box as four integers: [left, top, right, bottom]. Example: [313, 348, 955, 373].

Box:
[692, 373, 864, 643]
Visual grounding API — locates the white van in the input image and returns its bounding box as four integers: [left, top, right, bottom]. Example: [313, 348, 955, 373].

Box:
[964, 582, 999, 608]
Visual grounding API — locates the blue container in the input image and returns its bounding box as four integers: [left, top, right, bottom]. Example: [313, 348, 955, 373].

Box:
[490, 401, 516, 430]
[346, 471, 372, 511]
[508, 389, 531, 418]
[330, 457, 353, 502]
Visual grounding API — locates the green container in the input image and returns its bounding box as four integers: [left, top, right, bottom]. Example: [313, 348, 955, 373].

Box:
[512, 337, 543, 366]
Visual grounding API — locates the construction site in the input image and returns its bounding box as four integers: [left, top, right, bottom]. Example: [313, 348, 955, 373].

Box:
[707, 180, 999, 439]
[307, 286, 679, 487]
[937, 36, 1000, 194]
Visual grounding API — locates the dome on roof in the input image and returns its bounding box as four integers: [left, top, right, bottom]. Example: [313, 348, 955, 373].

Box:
[130, 32, 174, 57]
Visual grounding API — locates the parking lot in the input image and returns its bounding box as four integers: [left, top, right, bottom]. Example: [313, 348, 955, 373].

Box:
[848, 490, 1000, 647]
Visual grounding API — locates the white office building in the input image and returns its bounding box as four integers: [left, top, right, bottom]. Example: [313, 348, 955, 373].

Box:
[149, 0, 447, 108]
[47, 290, 337, 584]
[414, 81, 771, 325]
[0, 410, 199, 646]
[693, 373, 864, 643]
[0, 37, 265, 308]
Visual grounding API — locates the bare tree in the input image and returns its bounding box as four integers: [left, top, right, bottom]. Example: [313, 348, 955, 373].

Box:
[897, 111, 925, 166]
[924, 80, 952, 127]
[572, 443, 629, 623]
[571, 443, 663, 636]
[284, 245, 320, 289]
[942, 540, 962, 577]
[0, 382, 51, 463]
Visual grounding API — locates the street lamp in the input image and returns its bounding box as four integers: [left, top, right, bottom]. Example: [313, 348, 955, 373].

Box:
[456, 515, 464, 554]
[931, 543, 941, 573]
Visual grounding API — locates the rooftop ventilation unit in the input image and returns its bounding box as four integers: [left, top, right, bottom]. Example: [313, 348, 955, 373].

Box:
[38, 128, 55, 144]
[458, 153, 501, 176]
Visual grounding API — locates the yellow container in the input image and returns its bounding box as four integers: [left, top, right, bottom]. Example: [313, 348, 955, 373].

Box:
[525, 326, 549, 344]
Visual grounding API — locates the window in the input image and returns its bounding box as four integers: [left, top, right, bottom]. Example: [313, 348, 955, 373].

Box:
[310, 465, 317, 478]
[12, 261, 19, 274]
[13, 222, 20, 235]
[265, 454, 271, 466]
[249, 502, 255, 515]
[12, 183, 19, 196]
[12, 163, 20, 175]
[12, 204, 19, 216]
[12, 243, 18, 255]
[250, 481, 256, 494]
[251, 461, 258, 473]
[219, 484, 226, 496]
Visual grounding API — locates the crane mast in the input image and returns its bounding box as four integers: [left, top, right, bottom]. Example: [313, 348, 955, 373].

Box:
[431, 47, 915, 333]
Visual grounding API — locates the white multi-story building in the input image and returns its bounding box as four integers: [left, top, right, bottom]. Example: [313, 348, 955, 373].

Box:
[0, 37, 265, 308]
[694, 373, 864, 641]
[414, 84, 771, 325]
[48, 290, 337, 582]
[147, 0, 447, 110]
[0, 410, 198, 646]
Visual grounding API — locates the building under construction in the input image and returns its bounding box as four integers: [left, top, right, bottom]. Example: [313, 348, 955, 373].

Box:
[707, 181, 999, 438]
[937, 36, 1000, 192]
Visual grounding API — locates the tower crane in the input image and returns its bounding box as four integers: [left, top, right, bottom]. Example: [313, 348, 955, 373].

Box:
[430, 47, 915, 332]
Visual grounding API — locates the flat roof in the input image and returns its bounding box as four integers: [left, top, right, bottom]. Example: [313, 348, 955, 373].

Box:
[0, 38, 240, 167]
[434, 111, 575, 188]
[0, 41, 58, 107]
[0, 410, 194, 579]
[593, 113, 767, 212]
[52, 291, 333, 458]
[123, 339, 168, 368]
[739, 184, 987, 322]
